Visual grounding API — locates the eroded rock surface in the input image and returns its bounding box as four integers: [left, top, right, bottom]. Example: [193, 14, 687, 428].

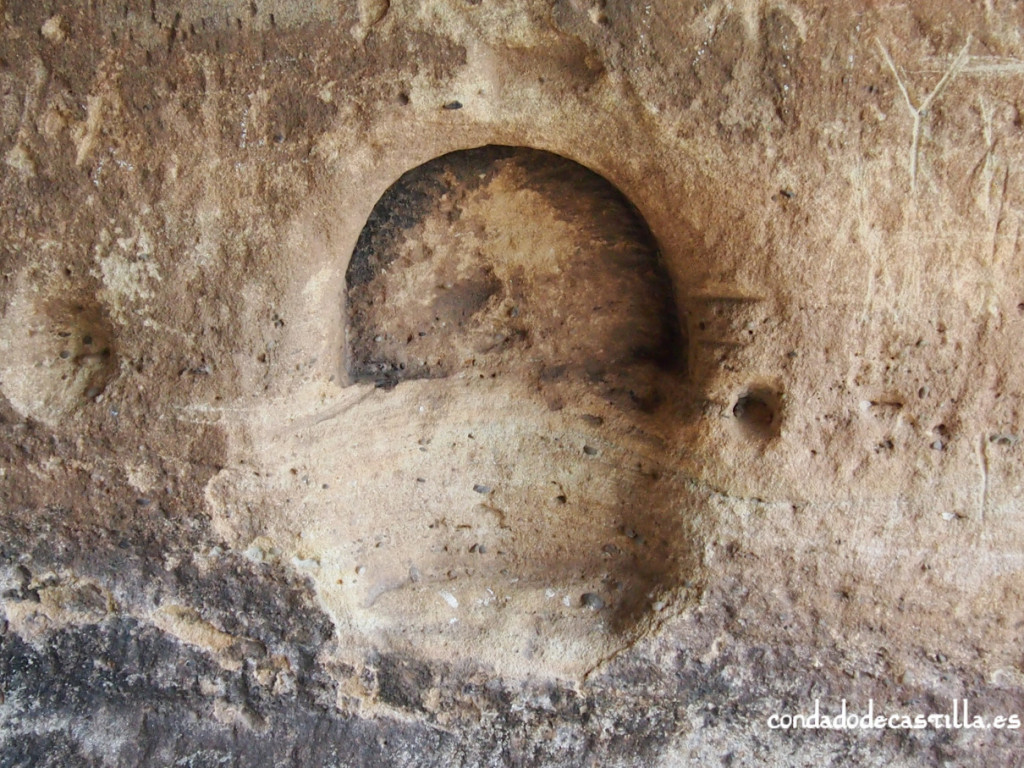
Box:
[2, 0, 1024, 765]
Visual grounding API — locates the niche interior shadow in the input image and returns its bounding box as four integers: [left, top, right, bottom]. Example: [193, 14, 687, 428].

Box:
[345, 145, 685, 397]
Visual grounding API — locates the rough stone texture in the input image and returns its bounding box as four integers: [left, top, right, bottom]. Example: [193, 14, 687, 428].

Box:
[2, 0, 1024, 765]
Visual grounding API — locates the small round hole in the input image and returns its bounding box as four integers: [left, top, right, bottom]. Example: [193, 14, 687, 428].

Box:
[733, 389, 780, 439]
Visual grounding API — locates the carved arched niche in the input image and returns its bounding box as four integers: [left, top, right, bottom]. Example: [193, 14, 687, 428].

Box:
[345, 145, 685, 407]
[328, 146, 698, 674]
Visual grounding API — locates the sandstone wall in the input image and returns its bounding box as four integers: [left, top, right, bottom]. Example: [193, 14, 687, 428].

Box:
[1, 1, 1023, 765]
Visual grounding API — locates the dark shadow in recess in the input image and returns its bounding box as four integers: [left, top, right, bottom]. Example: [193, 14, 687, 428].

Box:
[345, 145, 686, 397]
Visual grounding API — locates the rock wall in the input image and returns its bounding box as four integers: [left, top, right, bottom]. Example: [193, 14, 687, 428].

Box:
[1, 1, 1023, 765]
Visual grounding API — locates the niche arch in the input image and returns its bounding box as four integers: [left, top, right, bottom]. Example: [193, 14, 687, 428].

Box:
[344, 145, 686, 404]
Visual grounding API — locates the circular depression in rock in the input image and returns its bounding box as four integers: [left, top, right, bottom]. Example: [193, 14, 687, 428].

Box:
[733, 387, 781, 439]
[0, 283, 117, 426]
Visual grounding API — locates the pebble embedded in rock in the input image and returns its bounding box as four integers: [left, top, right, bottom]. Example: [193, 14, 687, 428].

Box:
[41, 16, 66, 42]
[581, 592, 605, 610]
[472, 484, 491, 494]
